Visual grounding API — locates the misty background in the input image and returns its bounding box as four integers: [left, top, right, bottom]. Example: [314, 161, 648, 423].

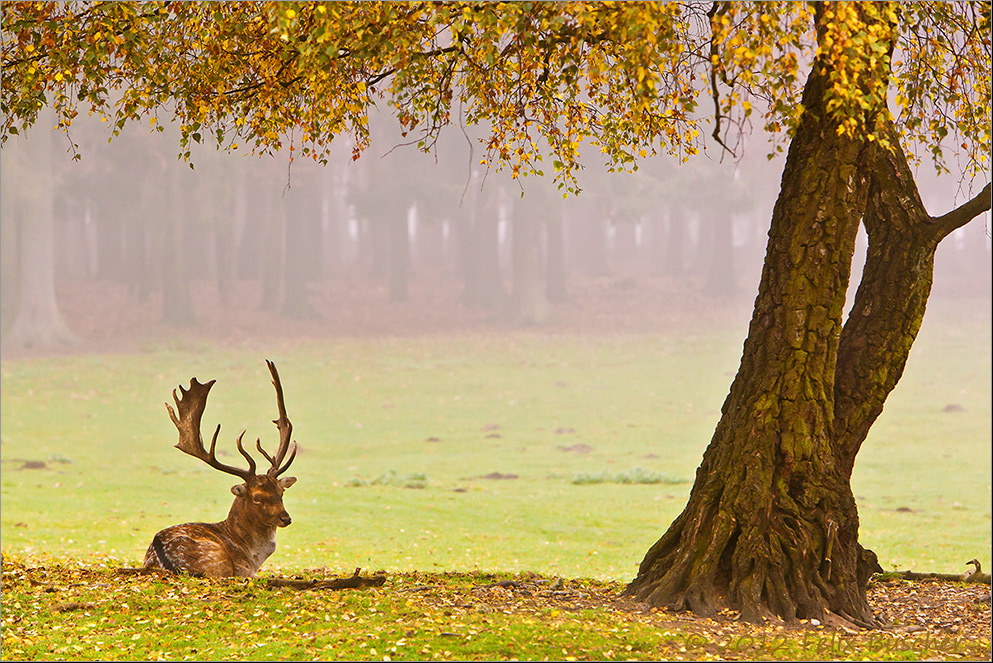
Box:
[1, 106, 990, 353]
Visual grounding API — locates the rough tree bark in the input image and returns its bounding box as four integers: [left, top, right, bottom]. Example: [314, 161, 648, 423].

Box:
[834, 119, 992, 479]
[625, 38, 877, 627]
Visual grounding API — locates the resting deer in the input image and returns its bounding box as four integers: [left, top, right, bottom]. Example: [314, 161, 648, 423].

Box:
[143, 360, 298, 578]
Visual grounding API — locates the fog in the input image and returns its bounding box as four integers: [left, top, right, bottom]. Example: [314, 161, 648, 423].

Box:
[1, 107, 990, 354]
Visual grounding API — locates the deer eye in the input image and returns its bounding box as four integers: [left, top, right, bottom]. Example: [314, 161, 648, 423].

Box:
[252, 494, 264, 504]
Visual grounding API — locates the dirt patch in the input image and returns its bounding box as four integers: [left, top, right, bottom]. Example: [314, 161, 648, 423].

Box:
[406, 572, 991, 658]
[474, 472, 519, 480]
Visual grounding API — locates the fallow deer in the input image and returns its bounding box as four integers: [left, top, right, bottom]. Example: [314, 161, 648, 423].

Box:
[143, 360, 298, 578]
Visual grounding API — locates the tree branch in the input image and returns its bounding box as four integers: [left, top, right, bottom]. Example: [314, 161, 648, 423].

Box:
[932, 181, 992, 237]
[706, 1, 734, 157]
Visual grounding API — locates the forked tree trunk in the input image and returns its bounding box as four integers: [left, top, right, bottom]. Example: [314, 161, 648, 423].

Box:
[833, 119, 992, 478]
[625, 45, 879, 627]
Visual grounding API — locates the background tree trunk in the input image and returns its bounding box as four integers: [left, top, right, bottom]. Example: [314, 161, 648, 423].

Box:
[459, 187, 505, 309]
[280, 175, 320, 319]
[509, 199, 547, 325]
[703, 211, 737, 296]
[388, 212, 411, 304]
[662, 203, 688, 277]
[546, 209, 568, 302]
[2, 109, 78, 349]
[567, 195, 610, 277]
[160, 166, 197, 327]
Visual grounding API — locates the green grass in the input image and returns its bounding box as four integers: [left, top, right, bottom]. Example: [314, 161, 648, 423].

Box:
[1, 310, 990, 583]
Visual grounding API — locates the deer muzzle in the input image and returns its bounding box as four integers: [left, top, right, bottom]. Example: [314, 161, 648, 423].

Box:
[278, 511, 292, 527]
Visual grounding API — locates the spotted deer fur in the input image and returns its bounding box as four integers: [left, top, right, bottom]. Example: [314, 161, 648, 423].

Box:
[143, 360, 298, 578]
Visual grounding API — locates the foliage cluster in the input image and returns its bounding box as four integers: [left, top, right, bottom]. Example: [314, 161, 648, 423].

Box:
[2, 2, 989, 188]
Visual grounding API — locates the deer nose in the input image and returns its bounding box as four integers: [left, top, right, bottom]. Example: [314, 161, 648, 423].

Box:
[279, 512, 292, 527]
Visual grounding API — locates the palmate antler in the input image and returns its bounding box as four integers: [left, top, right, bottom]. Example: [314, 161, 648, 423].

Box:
[166, 360, 297, 479]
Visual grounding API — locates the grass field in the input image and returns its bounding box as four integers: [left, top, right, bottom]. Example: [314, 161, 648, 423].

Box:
[2, 301, 989, 581]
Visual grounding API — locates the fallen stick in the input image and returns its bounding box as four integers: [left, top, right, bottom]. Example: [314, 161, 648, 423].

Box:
[876, 558, 990, 585]
[267, 568, 387, 591]
[877, 570, 990, 585]
[115, 566, 386, 589]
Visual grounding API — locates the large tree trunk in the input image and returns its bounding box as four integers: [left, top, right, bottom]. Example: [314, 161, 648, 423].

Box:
[625, 44, 878, 627]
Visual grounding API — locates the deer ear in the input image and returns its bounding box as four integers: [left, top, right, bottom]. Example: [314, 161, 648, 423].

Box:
[231, 483, 247, 496]
[279, 476, 297, 490]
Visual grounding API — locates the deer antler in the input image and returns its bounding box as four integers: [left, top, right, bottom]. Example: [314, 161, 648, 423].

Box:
[259, 360, 297, 477]
[166, 377, 257, 481]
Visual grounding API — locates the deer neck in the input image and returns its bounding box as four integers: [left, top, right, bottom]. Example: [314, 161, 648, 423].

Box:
[223, 500, 278, 550]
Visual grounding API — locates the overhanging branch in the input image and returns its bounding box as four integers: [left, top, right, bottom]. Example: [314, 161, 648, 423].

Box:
[932, 181, 992, 237]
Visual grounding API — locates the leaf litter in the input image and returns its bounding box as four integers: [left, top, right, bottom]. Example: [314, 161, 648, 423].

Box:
[1, 554, 989, 661]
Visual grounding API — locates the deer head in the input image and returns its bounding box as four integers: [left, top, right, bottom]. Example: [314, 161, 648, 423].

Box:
[166, 359, 298, 529]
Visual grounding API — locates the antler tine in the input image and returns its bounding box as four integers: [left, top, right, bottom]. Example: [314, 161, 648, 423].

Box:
[234, 431, 257, 477]
[264, 360, 297, 477]
[166, 377, 256, 481]
[254, 437, 275, 466]
[272, 443, 297, 478]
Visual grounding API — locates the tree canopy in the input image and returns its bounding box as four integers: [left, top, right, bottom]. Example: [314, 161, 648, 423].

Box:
[2, 2, 989, 189]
